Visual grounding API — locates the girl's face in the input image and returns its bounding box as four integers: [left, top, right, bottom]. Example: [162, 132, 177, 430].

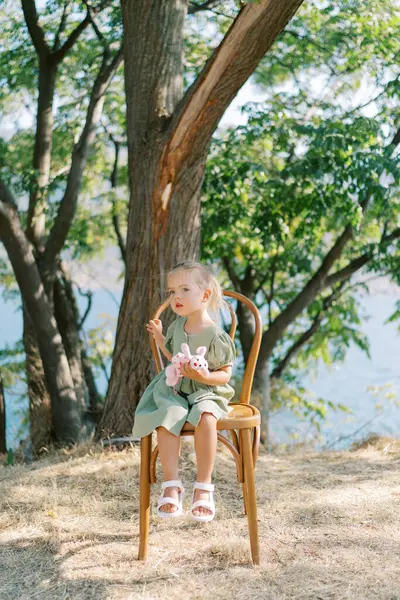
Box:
[167, 269, 210, 317]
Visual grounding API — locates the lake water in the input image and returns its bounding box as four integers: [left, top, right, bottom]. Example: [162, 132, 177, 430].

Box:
[1, 285, 399, 450]
[270, 289, 400, 449]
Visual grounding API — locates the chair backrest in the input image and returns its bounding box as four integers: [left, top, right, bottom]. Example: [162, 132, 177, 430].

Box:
[149, 290, 262, 404]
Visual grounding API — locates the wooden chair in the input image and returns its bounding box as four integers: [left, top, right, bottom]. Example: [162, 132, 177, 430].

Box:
[138, 290, 262, 565]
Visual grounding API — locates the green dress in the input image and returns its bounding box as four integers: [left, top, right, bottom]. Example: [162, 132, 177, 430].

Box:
[131, 316, 236, 438]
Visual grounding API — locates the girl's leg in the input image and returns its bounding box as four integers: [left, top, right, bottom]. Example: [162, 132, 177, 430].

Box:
[193, 412, 218, 517]
[157, 426, 181, 513]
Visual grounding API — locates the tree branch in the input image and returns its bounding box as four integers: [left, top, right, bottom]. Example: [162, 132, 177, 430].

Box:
[241, 264, 255, 296]
[109, 138, 127, 265]
[83, 0, 108, 48]
[25, 1, 95, 249]
[188, 1, 221, 14]
[77, 287, 93, 329]
[259, 223, 354, 362]
[271, 284, 344, 379]
[390, 126, 400, 151]
[258, 195, 374, 362]
[22, 0, 50, 57]
[0, 179, 48, 312]
[222, 256, 242, 292]
[44, 45, 124, 270]
[343, 83, 397, 119]
[159, 0, 305, 203]
[266, 254, 278, 326]
[53, 1, 71, 51]
[382, 226, 400, 244]
[324, 226, 400, 289]
[188, 1, 234, 18]
[324, 252, 371, 288]
[53, 11, 91, 63]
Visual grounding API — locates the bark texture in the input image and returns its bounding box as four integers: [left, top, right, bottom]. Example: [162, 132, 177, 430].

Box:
[23, 309, 52, 453]
[253, 358, 271, 446]
[54, 268, 87, 411]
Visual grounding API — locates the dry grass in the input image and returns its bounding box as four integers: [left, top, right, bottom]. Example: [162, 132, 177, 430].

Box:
[1, 437, 400, 600]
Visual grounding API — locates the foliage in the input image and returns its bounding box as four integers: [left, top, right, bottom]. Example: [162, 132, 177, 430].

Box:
[0, 341, 26, 389]
[0, 0, 127, 264]
[386, 299, 400, 333]
[255, 0, 400, 107]
[270, 377, 353, 435]
[84, 316, 116, 383]
[0, 341, 28, 443]
[201, 72, 400, 424]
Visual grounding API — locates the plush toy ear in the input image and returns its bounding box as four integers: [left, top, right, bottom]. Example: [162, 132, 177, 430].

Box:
[181, 343, 191, 358]
[195, 346, 207, 357]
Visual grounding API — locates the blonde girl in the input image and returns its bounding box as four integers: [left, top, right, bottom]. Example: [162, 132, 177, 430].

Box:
[132, 261, 236, 522]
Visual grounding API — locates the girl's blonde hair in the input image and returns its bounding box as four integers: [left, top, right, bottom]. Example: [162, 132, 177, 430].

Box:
[167, 261, 226, 319]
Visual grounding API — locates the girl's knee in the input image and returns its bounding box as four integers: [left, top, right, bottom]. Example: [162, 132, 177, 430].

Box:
[157, 426, 174, 436]
[198, 412, 217, 425]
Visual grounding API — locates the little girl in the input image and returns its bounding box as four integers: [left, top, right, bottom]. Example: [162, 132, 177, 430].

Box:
[132, 261, 236, 522]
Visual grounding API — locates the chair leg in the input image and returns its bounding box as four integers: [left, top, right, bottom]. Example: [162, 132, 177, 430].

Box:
[253, 425, 260, 466]
[238, 430, 247, 515]
[233, 428, 247, 514]
[138, 434, 152, 561]
[240, 428, 260, 566]
[242, 481, 248, 515]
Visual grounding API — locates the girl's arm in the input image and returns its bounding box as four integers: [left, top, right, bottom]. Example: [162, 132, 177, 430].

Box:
[181, 364, 232, 386]
[158, 339, 172, 362]
[146, 319, 172, 362]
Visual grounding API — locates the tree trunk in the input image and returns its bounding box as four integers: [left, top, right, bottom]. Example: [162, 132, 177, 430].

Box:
[53, 267, 87, 410]
[237, 302, 256, 364]
[30, 303, 82, 445]
[53, 264, 103, 428]
[0, 370, 6, 454]
[22, 55, 58, 452]
[96, 0, 191, 437]
[97, 0, 305, 438]
[22, 256, 95, 451]
[0, 192, 82, 444]
[97, 147, 205, 437]
[253, 357, 271, 447]
[23, 309, 53, 453]
[81, 347, 103, 422]
[26, 59, 58, 248]
[23, 258, 90, 452]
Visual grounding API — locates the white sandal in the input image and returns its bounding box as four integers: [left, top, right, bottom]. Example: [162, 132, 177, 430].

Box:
[157, 480, 184, 518]
[190, 482, 216, 522]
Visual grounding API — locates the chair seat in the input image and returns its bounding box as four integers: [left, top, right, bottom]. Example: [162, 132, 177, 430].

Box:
[181, 402, 260, 432]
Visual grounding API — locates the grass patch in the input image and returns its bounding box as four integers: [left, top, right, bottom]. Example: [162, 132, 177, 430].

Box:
[1, 436, 400, 599]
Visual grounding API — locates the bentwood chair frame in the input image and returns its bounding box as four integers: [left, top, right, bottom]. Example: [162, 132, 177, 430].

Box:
[138, 290, 262, 565]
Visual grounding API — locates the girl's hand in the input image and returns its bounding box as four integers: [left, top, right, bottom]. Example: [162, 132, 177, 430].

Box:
[146, 319, 164, 345]
[181, 363, 210, 384]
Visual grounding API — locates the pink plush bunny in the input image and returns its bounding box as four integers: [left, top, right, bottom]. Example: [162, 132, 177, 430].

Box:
[165, 352, 189, 387]
[181, 343, 209, 372]
[165, 343, 209, 393]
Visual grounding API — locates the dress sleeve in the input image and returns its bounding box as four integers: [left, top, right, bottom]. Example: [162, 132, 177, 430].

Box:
[208, 330, 236, 371]
[163, 320, 176, 354]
